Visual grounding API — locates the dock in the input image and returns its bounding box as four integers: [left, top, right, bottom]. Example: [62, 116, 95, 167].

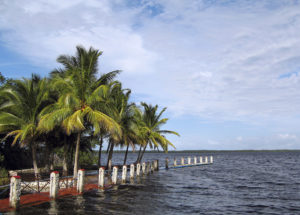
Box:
[0, 155, 213, 212]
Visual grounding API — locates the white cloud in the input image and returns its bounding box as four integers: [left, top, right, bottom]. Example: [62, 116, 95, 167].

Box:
[0, 0, 157, 73]
[136, 1, 300, 121]
[278, 133, 297, 140]
[1, 0, 300, 149]
[236, 136, 243, 141]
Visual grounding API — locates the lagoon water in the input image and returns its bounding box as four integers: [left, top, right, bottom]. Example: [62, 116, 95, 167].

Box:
[10, 151, 300, 214]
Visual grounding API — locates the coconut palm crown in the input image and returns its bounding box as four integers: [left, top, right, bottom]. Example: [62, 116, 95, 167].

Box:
[38, 46, 121, 178]
[0, 75, 51, 176]
[136, 102, 179, 162]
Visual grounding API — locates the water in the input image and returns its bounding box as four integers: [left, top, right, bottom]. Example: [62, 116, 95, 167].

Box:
[7, 151, 300, 214]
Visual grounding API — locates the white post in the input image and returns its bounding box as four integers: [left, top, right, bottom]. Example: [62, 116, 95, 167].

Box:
[153, 160, 156, 170]
[9, 176, 21, 209]
[122, 165, 127, 183]
[174, 158, 177, 166]
[130, 164, 135, 179]
[165, 158, 169, 169]
[142, 162, 146, 175]
[181, 157, 185, 165]
[151, 161, 155, 173]
[155, 160, 159, 171]
[98, 167, 105, 187]
[112, 166, 118, 185]
[194, 157, 197, 165]
[199, 156, 203, 164]
[188, 157, 191, 165]
[77, 169, 85, 193]
[210, 156, 213, 163]
[205, 156, 208, 163]
[136, 163, 141, 176]
[50, 171, 59, 199]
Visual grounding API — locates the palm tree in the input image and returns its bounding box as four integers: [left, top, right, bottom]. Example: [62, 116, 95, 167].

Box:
[135, 103, 179, 163]
[102, 82, 135, 169]
[0, 75, 51, 177]
[47, 65, 120, 174]
[38, 46, 121, 178]
[90, 71, 122, 168]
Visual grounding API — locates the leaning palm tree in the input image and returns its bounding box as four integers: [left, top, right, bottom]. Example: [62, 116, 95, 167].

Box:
[135, 103, 180, 163]
[0, 75, 51, 177]
[90, 71, 122, 168]
[106, 85, 136, 167]
[102, 82, 134, 169]
[39, 46, 121, 178]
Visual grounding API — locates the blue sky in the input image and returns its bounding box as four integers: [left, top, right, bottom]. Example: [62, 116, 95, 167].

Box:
[1, 0, 300, 150]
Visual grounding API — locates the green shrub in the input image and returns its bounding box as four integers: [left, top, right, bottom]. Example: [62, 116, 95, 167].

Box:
[79, 151, 97, 167]
[0, 167, 9, 186]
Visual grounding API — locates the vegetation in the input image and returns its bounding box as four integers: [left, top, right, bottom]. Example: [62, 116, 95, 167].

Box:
[0, 46, 179, 179]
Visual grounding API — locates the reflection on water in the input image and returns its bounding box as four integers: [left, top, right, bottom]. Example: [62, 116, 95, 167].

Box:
[48, 200, 57, 215]
[75, 195, 85, 214]
[10, 152, 300, 214]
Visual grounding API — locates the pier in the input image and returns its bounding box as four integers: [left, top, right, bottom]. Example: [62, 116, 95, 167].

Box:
[0, 155, 213, 212]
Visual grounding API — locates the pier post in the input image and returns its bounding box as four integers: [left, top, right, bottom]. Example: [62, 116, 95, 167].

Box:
[153, 160, 156, 170]
[151, 161, 155, 173]
[194, 157, 197, 165]
[136, 163, 141, 176]
[130, 164, 135, 179]
[77, 169, 85, 193]
[205, 156, 208, 163]
[188, 157, 191, 165]
[50, 171, 59, 199]
[149, 162, 153, 173]
[156, 160, 159, 170]
[199, 156, 203, 164]
[210, 156, 213, 163]
[142, 162, 146, 175]
[9, 176, 21, 209]
[165, 158, 169, 169]
[174, 158, 177, 166]
[98, 167, 105, 187]
[112, 166, 118, 185]
[181, 157, 185, 165]
[122, 165, 127, 184]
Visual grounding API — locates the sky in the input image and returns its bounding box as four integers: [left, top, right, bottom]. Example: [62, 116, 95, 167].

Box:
[1, 0, 300, 150]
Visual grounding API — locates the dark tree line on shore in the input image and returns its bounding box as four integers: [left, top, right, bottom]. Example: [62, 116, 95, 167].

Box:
[0, 46, 179, 179]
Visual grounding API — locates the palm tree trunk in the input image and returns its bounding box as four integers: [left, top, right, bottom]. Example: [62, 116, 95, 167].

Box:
[136, 145, 142, 163]
[44, 141, 50, 172]
[62, 135, 68, 176]
[138, 144, 148, 163]
[73, 132, 81, 179]
[98, 135, 103, 168]
[123, 144, 129, 165]
[69, 141, 74, 170]
[106, 141, 111, 153]
[31, 143, 40, 178]
[50, 151, 54, 171]
[106, 140, 114, 171]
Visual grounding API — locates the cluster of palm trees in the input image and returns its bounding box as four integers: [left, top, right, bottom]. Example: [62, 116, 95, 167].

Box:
[0, 46, 179, 178]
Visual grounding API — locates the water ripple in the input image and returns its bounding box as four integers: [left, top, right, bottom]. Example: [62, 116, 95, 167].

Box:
[12, 151, 300, 215]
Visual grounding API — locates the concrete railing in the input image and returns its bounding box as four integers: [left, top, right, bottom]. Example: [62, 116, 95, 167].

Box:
[8, 156, 213, 210]
[172, 155, 214, 167]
